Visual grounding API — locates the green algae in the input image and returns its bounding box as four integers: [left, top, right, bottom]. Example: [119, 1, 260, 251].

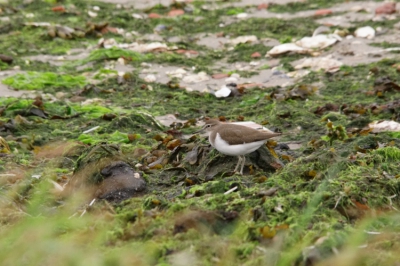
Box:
[0, 60, 9, 70]
[227, 43, 271, 63]
[82, 47, 147, 64]
[2, 71, 87, 90]
[268, 0, 345, 13]
[371, 41, 400, 49]
[0, 26, 89, 56]
[224, 17, 318, 39]
[78, 131, 141, 145]
[373, 146, 400, 161]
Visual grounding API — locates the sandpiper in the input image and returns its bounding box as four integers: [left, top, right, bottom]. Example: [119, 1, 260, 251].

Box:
[197, 119, 281, 175]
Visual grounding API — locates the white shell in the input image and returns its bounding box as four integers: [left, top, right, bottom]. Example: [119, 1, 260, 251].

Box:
[182, 72, 209, 83]
[369, 121, 400, 133]
[267, 43, 308, 56]
[354, 26, 375, 39]
[132, 13, 144, 19]
[225, 77, 238, 83]
[167, 68, 187, 79]
[296, 34, 341, 49]
[267, 33, 341, 56]
[214, 85, 231, 98]
[88, 11, 98, 17]
[294, 55, 343, 73]
[230, 35, 258, 46]
[144, 74, 156, 83]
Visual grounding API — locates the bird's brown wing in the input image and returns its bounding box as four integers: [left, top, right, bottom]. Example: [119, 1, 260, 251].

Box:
[217, 124, 281, 145]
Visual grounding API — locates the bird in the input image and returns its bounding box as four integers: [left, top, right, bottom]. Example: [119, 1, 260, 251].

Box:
[196, 119, 281, 175]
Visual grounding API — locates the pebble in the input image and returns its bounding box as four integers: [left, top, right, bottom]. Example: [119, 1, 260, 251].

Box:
[55, 92, 66, 99]
[236, 13, 248, 19]
[141, 62, 152, 68]
[354, 26, 375, 39]
[132, 13, 144, 19]
[314, 9, 332, 16]
[167, 68, 187, 79]
[88, 11, 97, 17]
[225, 76, 238, 83]
[375, 2, 396, 15]
[182, 72, 209, 83]
[144, 74, 157, 83]
[154, 24, 167, 33]
[168, 9, 184, 17]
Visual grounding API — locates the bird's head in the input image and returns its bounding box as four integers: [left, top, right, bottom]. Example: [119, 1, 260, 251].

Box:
[194, 119, 221, 134]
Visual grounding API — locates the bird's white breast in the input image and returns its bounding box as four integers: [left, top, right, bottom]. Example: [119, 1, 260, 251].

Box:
[210, 133, 266, 156]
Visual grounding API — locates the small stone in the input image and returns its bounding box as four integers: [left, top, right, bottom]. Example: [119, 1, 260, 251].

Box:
[375, 3, 396, 15]
[132, 13, 144, 19]
[104, 26, 119, 34]
[141, 62, 152, 68]
[225, 76, 238, 83]
[148, 13, 162, 19]
[350, 6, 366, 12]
[212, 73, 230, 79]
[55, 92, 66, 99]
[88, 10, 97, 17]
[133, 148, 148, 158]
[257, 3, 269, 10]
[354, 26, 375, 39]
[0, 54, 13, 64]
[168, 9, 185, 17]
[230, 35, 258, 46]
[0, 17, 10, 22]
[182, 72, 209, 83]
[175, 49, 198, 55]
[314, 9, 332, 16]
[236, 13, 248, 19]
[51, 6, 65, 12]
[117, 57, 126, 65]
[69, 96, 86, 103]
[154, 24, 167, 33]
[251, 52, 261, 58]
[144, 74, 156, 83]
[166, 68, 187, 79]
[96, 161, 146, 202]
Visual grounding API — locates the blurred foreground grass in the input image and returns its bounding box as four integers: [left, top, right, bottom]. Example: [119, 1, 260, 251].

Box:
[1, 173, 400, 266]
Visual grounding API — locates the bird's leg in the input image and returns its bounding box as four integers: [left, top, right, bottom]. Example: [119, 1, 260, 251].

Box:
[239, 155, 246, 175]
[234, 156, 242, 173]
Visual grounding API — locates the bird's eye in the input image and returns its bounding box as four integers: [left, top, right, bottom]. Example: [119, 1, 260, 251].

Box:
[206, 124, 211, 128]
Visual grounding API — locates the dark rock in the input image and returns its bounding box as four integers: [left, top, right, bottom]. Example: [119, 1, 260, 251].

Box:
[0, 54, 13, 64]
[95, 161, 146, 202]
[249, 145, 284, 172]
